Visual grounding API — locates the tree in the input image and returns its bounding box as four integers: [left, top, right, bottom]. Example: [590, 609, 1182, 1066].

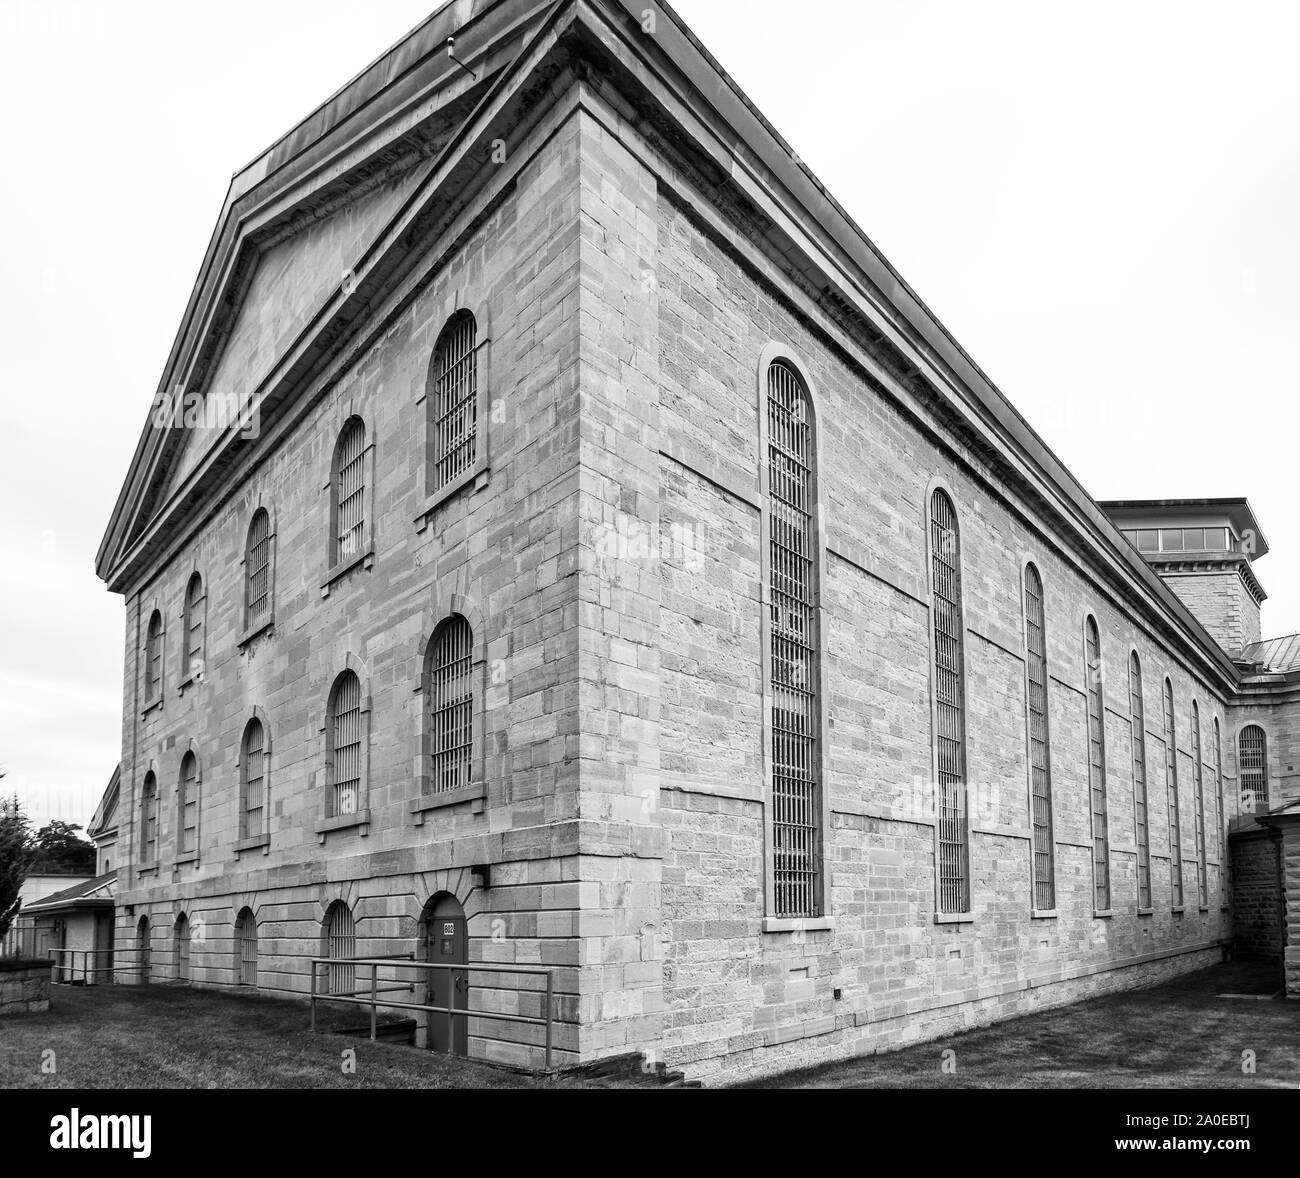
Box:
[0, 795, 35, 944]
[28, 820, 96, 875]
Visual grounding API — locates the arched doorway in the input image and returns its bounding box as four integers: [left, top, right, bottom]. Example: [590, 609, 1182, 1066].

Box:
[175, 914, 190, 982]
[137, 915, 151, 985]
[419, 893, 468, 1056]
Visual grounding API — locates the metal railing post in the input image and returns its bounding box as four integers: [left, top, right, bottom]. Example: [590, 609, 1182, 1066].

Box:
[310, 961, 317, 1031]
[370, 965, 378, 1041]
[446, 964, 454, 1054]
[545, 970, 554, 1071]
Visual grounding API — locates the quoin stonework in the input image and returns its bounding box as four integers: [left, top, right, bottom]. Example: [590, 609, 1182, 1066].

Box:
[95, 0, 1300, 1083]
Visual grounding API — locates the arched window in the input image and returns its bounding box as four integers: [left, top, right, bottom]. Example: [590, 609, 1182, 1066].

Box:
[175, 914, 190, 982]
[1163, 678, 1184, 908]
[181, 573, 205, 683]
[1213, 717, 1225, 870]
[332, 419, 367, 567]
[140, 771, 158, 864]
[929, 488, 968, 915]
[245, 508, 272, 625]
[764, 358, 822, 918]
[1129, 653, 1152, 910]
[1239, 724, 1268, 813]
[323, 901, 356, 996]
[240, 719, 267, 840]
[427, 616, 473, 795]
[328, 671, 363, 817]
[177, 751, 199, 857]
[235, 908, 257, 987]
[144, 610, 164, 704]
[429, 310, 479, 492]
[1023, 563, 1054, 910]
[137, 915, 151, 985]
[1191, 701, 1207, 907]
[1083, 617, 1110, 911]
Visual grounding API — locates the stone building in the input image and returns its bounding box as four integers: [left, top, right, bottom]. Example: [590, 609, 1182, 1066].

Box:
[94, 0, 1300, 1082]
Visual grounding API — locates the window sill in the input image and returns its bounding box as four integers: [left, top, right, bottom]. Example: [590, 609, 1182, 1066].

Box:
[414, 462, 490, 532]
[1031, 908, 1058, 920]
[1171, 905, 1187, 915]
[1199, 905, 1211, 913]
[761, 916, 835, 934]
[172, 851, 199, 867]
[320, 544, 374, 596]
[137, 864, 159, 878]
[238, 614, 275, 648]
[315, 809, 371, 842]
[1137, 906, 1155, 916]
[410, 781, 487, 823]
[234, 834, 270, 855]
[1093, 909, 1115, 919]
[933, 912, 974, 925]
[140, 696, 163, 719]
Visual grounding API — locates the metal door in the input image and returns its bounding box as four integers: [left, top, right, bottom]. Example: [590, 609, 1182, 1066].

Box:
[93, 913, 113, 985]
[427, 913, 467, 1055]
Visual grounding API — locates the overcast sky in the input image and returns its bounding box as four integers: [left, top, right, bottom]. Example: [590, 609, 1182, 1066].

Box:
[1, 0, 1296, 828]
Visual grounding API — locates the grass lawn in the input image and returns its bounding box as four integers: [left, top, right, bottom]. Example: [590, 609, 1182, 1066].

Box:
[740, 960, 1299, 1089]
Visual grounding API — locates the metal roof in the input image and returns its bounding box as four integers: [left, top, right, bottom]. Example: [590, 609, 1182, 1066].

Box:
[1239, 633, 1300, 672]
[23, 871, 117, 915]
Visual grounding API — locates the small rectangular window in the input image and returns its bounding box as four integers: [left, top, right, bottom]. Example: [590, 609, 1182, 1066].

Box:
[1182, 528, 1205, 551]
[1161, 529, 1183, 552]
[1136, 530, 1158, 552]
[1205, 528, 1228, 551]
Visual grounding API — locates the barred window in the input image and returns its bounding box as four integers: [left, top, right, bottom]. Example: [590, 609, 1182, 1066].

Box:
[178, 752, 199, 856]
[329, 671, 362, 818]
[182, 573, 205, 682]
[140, 771, 158, 863]
[174, 914, 190, 983]
[1023, 563, 1054, 910]
[145, 611, 163, 703]
[1163, 678, 1184, 907]
[324, 901, 356, 997]
[930, 489, 969, 915]
[241, 719, 266, 840]
[235, 908, 257, 987]
[1213, 718, 1225, 869]
[766, 359, 821, 918]
[1239, 724, 1268, 813]
[428, 616, 473, 795]
[245, 509, 271, 622]
[1129, 653, 1152, 909]
[1191, 701, 1207, 907]
[137, 916, 151, 985]
[333, 419, 367, 566]
[430, 311, 478, 491]
[1084, 617, 1110, 911]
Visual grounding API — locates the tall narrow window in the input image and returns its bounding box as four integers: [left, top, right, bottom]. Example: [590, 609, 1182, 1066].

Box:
[333, 419, 367, 566]
[766, 359, 821, 918]
[1239, 725, 1268, 812]
[177, 752, 198, 856]
[235, 908, 257, 987]
[1023, 563, 1054, 910]
[137, 916, 151, 985]
[324, 901, 356, 997]
[930, 489, 969, 915]
[1084, 617, 1110, 911]
[1191, 701, 1207, 907]
[144, 611, 163, 703]
[182, 573, 205, 682]
[329, 672, 362, 817]
[428, 617, 473, 795]
[430, 311, 478, 491]
[140, 771, 158, 863]
[1163, 678, 1184, 908]
[175, 914, 190, 982]
[240, 719, 266, 840]
[245, 508, 272, 625]
[1213, 718, 1225, 875]
[1129, 653, 1152, 910]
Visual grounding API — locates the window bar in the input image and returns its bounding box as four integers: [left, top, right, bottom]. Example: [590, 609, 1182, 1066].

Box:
[1129, 654, 1152, 909]
[432, 315, 478, 491]
[243, 721, 265, 840]
[327, 905, 356, 997]
[332, 674, 362, 818]
[430, 618, 473, 795]
[1163, 681, 1183, 907]
[246, 511, 270, 619]
[1084, 619, 1110, 911]
[335, 423, 366, 564]
[1191, 702, 1207, 907]
[1024, 565, 1055, 910]
[1239, 725, 1268, 813]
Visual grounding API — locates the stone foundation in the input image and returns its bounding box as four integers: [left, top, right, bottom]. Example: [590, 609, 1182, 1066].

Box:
[0, 959, 52, 1014]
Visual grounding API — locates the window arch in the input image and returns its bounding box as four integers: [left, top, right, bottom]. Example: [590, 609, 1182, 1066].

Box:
[235, 908, 258, 987]
[426, 616, 474, 795]
[1163, 678, 1184, 908]
[929, 488, 968, 915]
[174, 913, 190, 982]
[1022, 563, 1054, 910]
[177, 751, 199, 857]
[429, 310, 479, 492]
[136, 915, 151, 985]
[1191, 700, 1207, 907]
[1239, 724, 1268, 813]
[140, 771, 159, 864]
[323, 901, 356, 996]
[240, 718, 267, 841]
[327, 671, 364, 818]
[245, 508, 273, 627]
[1083, 616, 1110, 911]
[181, 573, 205, 684]
[144, 610, 164, 704]
[763, 357, 823, 919]
[331, 418, 367, 568]
[1129, 653, 1152, 910]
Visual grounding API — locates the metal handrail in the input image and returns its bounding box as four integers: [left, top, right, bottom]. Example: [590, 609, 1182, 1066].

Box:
[47, 947, 117, 984]
[309, 956, 555, 1071]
